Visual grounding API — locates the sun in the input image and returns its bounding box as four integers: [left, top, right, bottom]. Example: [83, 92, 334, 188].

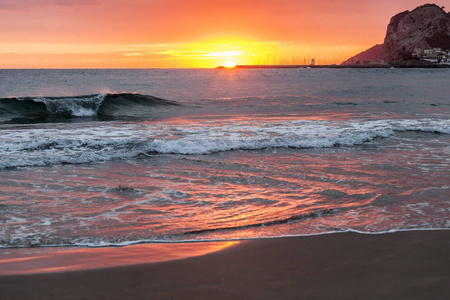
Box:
[224, 61, 236, 68]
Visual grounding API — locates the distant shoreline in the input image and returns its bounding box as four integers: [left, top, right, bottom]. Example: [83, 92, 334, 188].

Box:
[217, 64, 450, 69]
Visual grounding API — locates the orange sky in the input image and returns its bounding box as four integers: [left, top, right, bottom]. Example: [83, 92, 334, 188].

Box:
[1, 0, 449, 68]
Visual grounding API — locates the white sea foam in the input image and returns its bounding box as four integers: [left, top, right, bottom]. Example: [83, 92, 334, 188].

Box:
[0, 118, 449, 169]
[34, 94, 106, 117]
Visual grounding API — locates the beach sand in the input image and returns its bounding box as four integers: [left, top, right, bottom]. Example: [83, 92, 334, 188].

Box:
[1, 230, 449, 300]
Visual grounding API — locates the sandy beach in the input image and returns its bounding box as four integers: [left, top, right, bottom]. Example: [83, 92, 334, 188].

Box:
[1, 230, 449, 300]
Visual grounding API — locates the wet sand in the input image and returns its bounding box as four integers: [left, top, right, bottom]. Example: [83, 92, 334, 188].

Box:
[1, 230, 449, 300]
[0, 241, 235, 275]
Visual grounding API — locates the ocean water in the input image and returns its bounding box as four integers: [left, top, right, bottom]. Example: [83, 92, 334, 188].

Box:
[0, 68, 449, 248]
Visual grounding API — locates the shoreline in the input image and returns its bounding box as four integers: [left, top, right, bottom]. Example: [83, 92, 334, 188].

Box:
[1, 228, 445, 275]
[1, 230, 449, 299]
[0, 241, 236, 275]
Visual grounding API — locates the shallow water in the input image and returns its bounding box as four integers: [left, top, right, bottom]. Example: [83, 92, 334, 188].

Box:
[0, 68, 449, 248]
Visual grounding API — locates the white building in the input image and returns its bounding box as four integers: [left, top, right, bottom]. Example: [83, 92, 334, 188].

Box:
[420, 48, 450, 64]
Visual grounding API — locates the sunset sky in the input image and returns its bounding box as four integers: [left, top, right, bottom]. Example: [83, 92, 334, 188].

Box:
[1, 0, 449, 68]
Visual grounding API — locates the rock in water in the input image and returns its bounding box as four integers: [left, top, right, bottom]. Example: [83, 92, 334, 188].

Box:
[381, 4, 450, 63]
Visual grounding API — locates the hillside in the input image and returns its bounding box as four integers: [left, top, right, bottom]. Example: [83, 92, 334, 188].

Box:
[341, 44, 384, 65]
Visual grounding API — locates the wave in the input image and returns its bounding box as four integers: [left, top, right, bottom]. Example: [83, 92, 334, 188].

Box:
[0, 209, 337, 248]
[0, 118, 449, 170]
[180, 209, 336, 237]
[0, 93, 178, 123]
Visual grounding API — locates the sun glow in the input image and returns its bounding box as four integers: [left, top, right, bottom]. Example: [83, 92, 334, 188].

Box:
[169, 37, 280, 68]
[224, 61, 236, 68]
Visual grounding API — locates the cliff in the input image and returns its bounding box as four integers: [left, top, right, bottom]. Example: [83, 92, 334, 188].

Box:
[381, 4, 450, 63]
[341, 44, 384, 65]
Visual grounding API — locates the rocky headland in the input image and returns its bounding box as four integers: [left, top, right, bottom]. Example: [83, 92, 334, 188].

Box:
[343, 3, 450, 66]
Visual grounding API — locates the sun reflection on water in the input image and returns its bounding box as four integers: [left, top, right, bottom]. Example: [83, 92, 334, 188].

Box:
[1, 122, 449, 246]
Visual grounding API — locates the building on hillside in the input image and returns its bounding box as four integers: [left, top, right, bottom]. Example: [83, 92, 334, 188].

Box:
[415, 48, 450, 64]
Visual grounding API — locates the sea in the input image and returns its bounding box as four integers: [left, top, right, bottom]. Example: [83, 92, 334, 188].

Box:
[0, 68, 449, 249]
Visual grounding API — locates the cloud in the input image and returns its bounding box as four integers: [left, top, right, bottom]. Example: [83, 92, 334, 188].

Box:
[156, 49, 247, 59]
[0, 0, 101, 11]
[54, 0, 102, 7]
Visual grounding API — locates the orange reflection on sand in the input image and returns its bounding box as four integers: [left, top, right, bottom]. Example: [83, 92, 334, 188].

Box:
[0, 241, 237, 275]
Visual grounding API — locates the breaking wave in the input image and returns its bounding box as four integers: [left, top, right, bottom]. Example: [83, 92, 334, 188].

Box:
[0, 93, 178, 123]
[0, 118, 449, 170]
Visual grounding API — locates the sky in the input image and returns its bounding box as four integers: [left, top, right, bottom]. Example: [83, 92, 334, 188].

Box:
[1, 0, 449, 68]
